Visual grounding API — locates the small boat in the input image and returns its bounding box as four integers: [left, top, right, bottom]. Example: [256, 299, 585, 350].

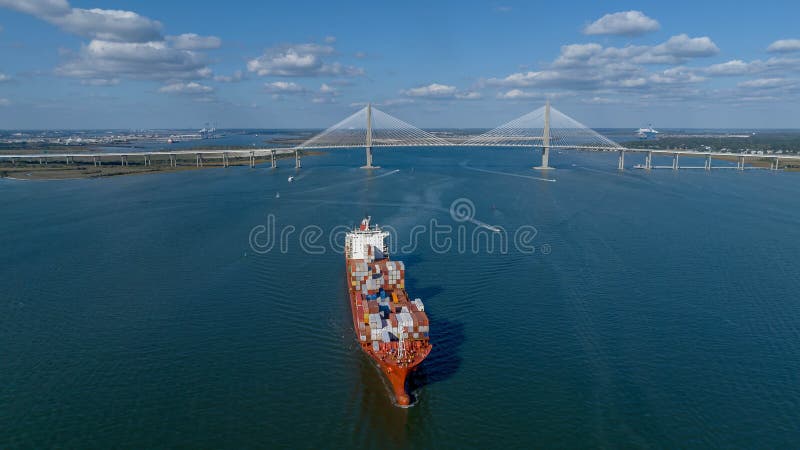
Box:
[275, 192, 280, 198]
[288, 176, 294, 182]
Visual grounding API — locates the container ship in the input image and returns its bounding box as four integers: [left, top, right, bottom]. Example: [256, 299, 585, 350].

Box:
[345, 217, 431, 406]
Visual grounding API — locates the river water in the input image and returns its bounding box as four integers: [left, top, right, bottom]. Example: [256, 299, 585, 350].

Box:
[1, 148, 799, 448]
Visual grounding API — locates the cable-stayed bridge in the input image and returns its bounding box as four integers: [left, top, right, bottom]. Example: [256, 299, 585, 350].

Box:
[1, 102, 798, 171]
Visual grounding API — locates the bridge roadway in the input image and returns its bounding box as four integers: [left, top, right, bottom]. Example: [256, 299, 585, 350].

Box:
[0, 144, 798, 171]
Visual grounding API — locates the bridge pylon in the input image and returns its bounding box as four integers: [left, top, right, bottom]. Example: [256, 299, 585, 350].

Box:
[534, 100, 553, 170]
[361, 103, 379, 169]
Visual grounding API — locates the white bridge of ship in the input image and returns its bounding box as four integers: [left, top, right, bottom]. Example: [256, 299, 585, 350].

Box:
[2, 102, 798, 171]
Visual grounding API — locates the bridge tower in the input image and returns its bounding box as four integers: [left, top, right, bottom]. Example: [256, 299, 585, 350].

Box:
[362, 103, 377, 169]
[534, 100, 553, 170]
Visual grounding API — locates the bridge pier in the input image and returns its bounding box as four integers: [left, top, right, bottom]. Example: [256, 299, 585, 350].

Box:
[66, 155, 72, 165]
[534, 100, 553, 170]
[120, 155, 128, 166]
[645, 151, 653, 170]
[705, 154, 711, 171]
[672, 153, 679, 170]
[271, 150, 277, 168]
[169, 154, 176, 167]
[196, 153, 203, 167]
[771, 158, 780, 171]
[250, 151, 255, 168]
[223, 152, 229, 168]
[737, 155, 745, 171]
[618, 150, 625, 171]
[295, 149, 301, 169]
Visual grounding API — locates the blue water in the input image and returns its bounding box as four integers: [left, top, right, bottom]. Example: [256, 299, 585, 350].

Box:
[1, 148, 799, 448]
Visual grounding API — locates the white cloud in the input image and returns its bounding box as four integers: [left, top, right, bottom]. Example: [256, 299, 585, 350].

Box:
[455, 91, 481, 100]
[737, 78, 794, 89]
[654, 34, 719, 58]
[583, 11, 660, 36]
[247, 43, 363, 77]
[0, 0, 70, 18]
[402, 83, 457, 98]
[400, 83, 481, 100]
[324, 36, 336, 44]
[57, 39, 211, 81]
[0, 72, 10, 82]
[0, 97, 10, 106]
[648, 67, 705, 84]
[767, 39, 800, 53]
[1, 1, 164, 42]
[264, 81, 306, 93]
[497, 89, 540, 100]
[2, 1, 218, 84]
[319, 83, 337, 94]
[214, 70, 245, 83]
[167, 33, 221, 50]
[705, 60, 753, 76]
[158, 81, 213, 94]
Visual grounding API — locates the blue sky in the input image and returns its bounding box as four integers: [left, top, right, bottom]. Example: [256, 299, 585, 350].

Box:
[1, 0, 799, 129]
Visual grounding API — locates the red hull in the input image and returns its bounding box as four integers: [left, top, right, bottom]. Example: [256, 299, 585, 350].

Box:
[346, 259, 431, 406]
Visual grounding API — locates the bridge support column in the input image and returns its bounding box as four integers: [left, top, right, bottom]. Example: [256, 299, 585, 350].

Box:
[361, 103, 378, 169]
[705, 154, 711, 171]
[534, 100, 553, 170]
[737, 155, 745, 171]
[223, 153, 229, 168]
[771, 158, 780, 171]
[672, 153, 679, 170]
[645, 151, 653, 170]
[271, 150, 277, 168]
[295, 149, 301, 169]
[39, 157, 43, 166]
[250, 151, 255, 168]
[618, 150, 625, 171]
[169, 154, 176, 167]
[66, 156, 72, 165]
[121, 155, 128, 166]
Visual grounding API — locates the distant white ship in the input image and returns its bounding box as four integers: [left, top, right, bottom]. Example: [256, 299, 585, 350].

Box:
[636, 125, 659, 139]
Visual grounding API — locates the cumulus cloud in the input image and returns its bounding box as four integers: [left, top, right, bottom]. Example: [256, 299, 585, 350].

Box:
[158, 81, 213, 94]
[167, 33, 221, 50]
[1, 0, 216, 85]
[0, 0, 70, 18]
[705, 60, 753, 76]
[654, 34, 719, 58]
[497, 89, 539, 100]
[214, 70, 245, 83]
[56, 40, 211, 81]
[767, 39, 800, 53]
[319, 83, 337, 94]
[247, 43, 363, 77]
[0, 1, 163, 42]
[400, 83, 480, 100]
[264, 81, 306, 93]
[583, 11, 660, 36]
[737, 78, 794, 89]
